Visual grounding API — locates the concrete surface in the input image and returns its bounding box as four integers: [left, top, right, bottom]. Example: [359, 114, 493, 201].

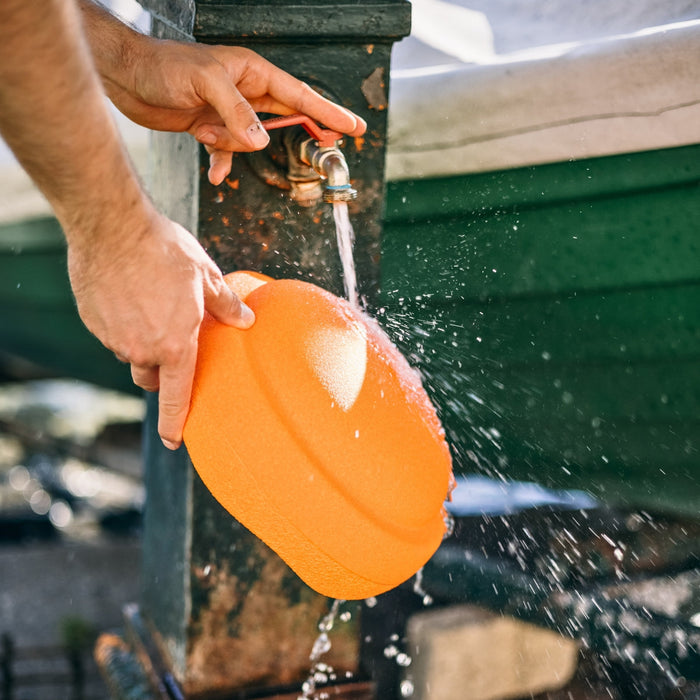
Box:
[405, 604, 579, 700]
[0, 538, 141, 648]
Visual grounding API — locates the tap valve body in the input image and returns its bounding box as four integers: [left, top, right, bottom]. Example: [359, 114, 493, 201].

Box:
[261, 114, 357, 204]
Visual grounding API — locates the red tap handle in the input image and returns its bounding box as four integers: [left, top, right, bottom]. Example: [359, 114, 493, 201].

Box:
[260, 114, 343, 149]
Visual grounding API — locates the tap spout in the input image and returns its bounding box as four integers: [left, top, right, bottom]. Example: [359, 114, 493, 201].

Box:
[298, 138, 358, 203]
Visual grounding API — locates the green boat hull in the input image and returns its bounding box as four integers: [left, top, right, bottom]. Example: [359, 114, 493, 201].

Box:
[0, 216, 133, 393]
[1, 144, 699, 511]
[381, 143, 700, 513]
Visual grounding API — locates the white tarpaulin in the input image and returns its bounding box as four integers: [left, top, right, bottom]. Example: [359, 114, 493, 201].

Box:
[388, 0, 700, 179]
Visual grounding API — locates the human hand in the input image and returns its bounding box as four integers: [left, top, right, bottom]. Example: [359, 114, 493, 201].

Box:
[67, 209, 254, 450]
[101, 37, 367, 185]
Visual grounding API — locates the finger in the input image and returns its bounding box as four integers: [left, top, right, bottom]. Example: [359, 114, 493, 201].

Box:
[195, 124, 248, 151]
[205, 275, 255, 329]
[264, 77, 367, 137]
[131, 364, 160, 393]
[207, 148, 234, 186]
[205, 45, 366, 138]
[197, 70, 270, 150]
[157, 346, 198, 451]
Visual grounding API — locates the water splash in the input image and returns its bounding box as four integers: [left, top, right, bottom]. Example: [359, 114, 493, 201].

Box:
[332, 202, 359, 309]
[413, 568, 434, 607]
[299, 599, 348, 700]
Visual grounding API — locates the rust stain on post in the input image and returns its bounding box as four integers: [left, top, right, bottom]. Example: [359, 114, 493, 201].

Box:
[185, 550, 359, 697]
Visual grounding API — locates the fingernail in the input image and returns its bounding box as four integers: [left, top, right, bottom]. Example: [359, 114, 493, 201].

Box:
[208, 166, 224, 187]
[197, 130, 217, 146]
[162, 438, 180, 451]
[238, 303, 256, 328]
[247, 121, 269, 149]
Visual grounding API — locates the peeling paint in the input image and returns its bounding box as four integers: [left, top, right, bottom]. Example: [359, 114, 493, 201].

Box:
[361, 67, 387, 111]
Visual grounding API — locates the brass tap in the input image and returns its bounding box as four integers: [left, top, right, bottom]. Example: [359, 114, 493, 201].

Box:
[261, 114, 357, 206]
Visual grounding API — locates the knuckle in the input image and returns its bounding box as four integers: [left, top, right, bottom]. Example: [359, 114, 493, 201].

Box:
[231, 97, 252, 116]
[160, 339, 188, 366]
[296, 82, 317, 112]
[158, 397, 184, 419]
[126, 346, 152, 368]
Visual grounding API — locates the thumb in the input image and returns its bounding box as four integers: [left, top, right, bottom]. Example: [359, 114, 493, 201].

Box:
[206, 280, 255, 329]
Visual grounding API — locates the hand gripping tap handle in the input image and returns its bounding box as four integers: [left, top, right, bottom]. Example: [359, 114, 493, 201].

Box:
[260, 114, 343, 149]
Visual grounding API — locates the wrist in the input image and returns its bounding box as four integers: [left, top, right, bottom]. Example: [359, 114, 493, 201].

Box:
[64, 192, 163, 311]
[59, 158, 158, 260]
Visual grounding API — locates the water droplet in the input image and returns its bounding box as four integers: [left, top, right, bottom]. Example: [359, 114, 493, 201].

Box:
[396, 652, 412, 667]
[443, 510, 455, 538]
[318, 602, 339, 633]
[400, 680, 415, 697]
[313, 670, 329, 684]
[311, 632, 332, 659]
[384, 644, 399, 658]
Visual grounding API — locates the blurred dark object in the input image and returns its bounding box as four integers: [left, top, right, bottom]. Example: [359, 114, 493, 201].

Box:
[0, 509, 57, 544]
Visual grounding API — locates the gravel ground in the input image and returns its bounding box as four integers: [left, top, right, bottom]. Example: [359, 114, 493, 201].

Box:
[0, 378, 144, 699]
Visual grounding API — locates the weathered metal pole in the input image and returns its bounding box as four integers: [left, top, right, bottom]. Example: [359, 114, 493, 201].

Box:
[133, 1, 410, 697]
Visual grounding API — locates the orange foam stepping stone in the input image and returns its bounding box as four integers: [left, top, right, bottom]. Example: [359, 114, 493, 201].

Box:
[184, 271, 453, 600]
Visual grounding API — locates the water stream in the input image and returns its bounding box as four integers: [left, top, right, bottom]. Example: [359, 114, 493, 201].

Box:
[295, 208, 357, 699]
[332, 202, 360, 310]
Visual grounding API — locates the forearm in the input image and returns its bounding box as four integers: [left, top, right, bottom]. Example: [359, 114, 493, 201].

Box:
[77, 0, 147, 101]
[0, 0, 153, 250]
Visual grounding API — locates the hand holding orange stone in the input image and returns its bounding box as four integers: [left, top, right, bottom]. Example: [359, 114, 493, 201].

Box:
[183, 271, 454, 600]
